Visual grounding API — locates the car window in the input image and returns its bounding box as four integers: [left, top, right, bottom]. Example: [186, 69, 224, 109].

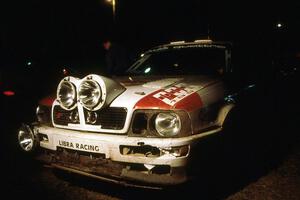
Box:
[128, 47, 226, 76]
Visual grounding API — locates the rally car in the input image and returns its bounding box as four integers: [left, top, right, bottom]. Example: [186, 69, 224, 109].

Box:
[17, 39, 241, 188]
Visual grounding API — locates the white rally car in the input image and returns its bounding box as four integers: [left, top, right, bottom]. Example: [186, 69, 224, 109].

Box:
[18, 40, 236, 188]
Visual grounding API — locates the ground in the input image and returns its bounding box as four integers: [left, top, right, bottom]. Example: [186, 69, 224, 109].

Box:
[227, 144, 300, 200]
[3, 134, 300, 200]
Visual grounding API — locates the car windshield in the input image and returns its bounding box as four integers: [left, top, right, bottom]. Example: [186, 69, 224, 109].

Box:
[127, 46, 226, 76]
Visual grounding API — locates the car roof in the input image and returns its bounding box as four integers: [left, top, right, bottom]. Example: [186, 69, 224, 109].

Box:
[143, 39, 232, 55]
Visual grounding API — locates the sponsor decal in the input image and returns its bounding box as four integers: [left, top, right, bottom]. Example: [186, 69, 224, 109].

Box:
[134, 84, 203, 111]
[58, 140, 100, 152]
[153, 85, 200, 106]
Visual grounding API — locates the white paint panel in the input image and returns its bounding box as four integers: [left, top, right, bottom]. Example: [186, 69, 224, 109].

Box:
[142, 78, 183, 89]
[110, 85, 157, 108]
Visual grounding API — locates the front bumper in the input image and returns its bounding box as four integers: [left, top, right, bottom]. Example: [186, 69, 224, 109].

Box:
[33, 125, 222, 187]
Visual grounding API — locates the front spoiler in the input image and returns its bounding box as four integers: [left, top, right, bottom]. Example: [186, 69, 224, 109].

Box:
[36, 150, 187, 189]
[51, 164, 164, 190]
[33, 124, 222, 187]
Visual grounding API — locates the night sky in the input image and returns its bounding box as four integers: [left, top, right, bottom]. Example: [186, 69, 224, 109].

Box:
[1, 1, 300, 70]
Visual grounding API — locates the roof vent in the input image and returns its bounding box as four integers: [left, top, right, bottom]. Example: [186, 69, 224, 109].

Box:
[194, 39, 213, 44]
[170, 41, 185, 45]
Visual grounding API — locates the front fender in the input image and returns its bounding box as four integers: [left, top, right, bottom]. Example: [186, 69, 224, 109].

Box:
[215, 103, 235, 127]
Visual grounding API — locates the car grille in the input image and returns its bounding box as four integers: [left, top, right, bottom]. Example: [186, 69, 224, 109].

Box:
[84, 107, 127, 130]
[53, 106, 80, 125]
[53, 105, 127, 130]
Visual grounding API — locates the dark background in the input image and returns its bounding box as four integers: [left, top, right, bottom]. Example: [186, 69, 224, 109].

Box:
[1, 1, 300, 67]
[2, 0, 300, 105]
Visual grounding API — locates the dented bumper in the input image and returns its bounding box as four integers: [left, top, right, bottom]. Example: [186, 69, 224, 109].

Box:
[34, 125, 221, 187]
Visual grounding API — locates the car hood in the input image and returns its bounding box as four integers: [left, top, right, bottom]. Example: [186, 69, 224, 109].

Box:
[40, 75, 224, 113]
[110, 75, 223, 112]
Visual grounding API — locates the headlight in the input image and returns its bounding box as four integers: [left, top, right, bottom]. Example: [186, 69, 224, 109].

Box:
[57, 80, 77, 110]
[155, 113, 181, 137]
[17, 124, 38, 152]
[78, 79, 102, 110]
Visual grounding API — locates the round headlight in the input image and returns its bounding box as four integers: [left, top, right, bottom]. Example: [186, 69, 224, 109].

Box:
[17, 124, 37, 152]
[78, 80, 102, 110]
[155, 113, 181, 137]
[57, 80, 77, 110]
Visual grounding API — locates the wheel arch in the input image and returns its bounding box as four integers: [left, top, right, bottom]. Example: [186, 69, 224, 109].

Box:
[215, 103, 235, 128]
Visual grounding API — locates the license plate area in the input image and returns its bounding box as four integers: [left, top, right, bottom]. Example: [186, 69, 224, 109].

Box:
[53, 147, 124, 177]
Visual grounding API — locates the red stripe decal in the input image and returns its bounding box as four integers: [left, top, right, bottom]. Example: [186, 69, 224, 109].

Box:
[134, 89, 172, 110]
[39, 96, 55, 107]
[173, 92, 203, 112]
